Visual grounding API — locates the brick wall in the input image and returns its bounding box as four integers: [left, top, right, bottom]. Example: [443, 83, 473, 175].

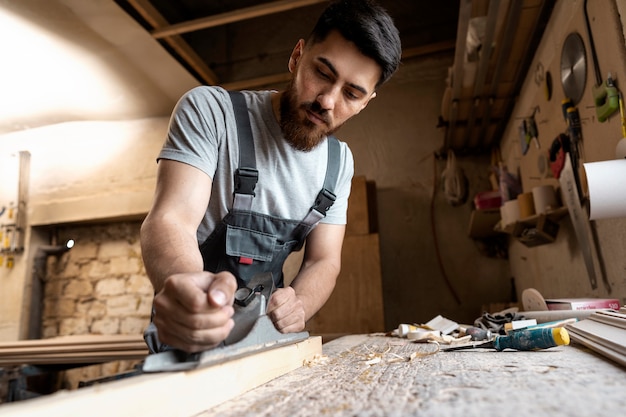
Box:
[42, 221, 153, 387]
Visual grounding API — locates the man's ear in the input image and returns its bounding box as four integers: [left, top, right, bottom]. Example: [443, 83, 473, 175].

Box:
[288, 39, 305, 73]
[357, 92, 377, 114]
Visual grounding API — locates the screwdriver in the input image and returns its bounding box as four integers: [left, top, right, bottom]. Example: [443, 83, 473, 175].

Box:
[443, 327, 570, 352]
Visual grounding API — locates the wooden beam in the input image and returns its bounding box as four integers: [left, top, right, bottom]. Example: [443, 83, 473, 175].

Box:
[0, 335, 148, 366]
[0, 336, 322, 417]
[127, 0, 219, 85]
[151, 0, 328, 39]
[221, 72, 292, 91]
[401, 40, 456, 60]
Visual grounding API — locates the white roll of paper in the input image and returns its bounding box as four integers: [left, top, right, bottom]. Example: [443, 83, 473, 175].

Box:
[617, 138, 626, 159]
[583, 159, 626, 220]
[500, 199, 521, 226]
[532, 185, 559, 214]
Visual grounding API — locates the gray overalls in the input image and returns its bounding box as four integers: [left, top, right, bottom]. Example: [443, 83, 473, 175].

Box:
[144, 91, 341, 353]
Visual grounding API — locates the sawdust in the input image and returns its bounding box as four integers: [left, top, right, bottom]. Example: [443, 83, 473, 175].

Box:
[303, 353, 330, 367]
[351, 341, 440, 366]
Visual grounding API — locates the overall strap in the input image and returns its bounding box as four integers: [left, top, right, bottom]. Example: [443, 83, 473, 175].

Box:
[301, 136, 341, 228]
[228, 91, 258, 211]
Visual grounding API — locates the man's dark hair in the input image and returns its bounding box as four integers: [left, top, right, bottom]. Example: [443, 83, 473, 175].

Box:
[307, 0, 402, 87]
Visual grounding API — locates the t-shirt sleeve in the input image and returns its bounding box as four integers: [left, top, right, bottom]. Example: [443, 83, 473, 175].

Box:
[158, 86, 229, 178]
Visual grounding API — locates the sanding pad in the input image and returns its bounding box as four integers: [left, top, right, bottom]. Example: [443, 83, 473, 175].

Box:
[522, 288, 549, 311]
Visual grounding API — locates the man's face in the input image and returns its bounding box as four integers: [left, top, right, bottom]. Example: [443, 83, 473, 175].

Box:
[280, 30, 381, 151]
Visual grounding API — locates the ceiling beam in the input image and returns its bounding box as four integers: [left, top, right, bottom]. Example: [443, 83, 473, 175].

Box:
[151, 0, 328, 39]
[126, 0, 219, 85]
[402, 40, 456, 60]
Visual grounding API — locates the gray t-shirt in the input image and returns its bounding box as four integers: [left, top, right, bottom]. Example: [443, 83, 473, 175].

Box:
[159, 86, 354, 244]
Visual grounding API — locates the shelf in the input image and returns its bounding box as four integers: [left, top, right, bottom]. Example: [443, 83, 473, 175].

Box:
[496, 206, 568, 235]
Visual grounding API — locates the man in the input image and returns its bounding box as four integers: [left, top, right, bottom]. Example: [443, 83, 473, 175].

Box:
[140, 0, 401, 354]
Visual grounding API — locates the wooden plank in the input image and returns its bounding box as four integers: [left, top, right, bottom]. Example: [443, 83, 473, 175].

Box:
[0, 337, 321, 417]
[346, 176, 370, 236]
[127, 0, 219, 85]
[151, 0, 327, 39]
[0, 334, 145, 349]
[0, 343, 147, 357]
[0, 335, 149, 366]
[306, 234, 384, 335]
[0, 351, 147, 366]
[201, 334, 626, 417]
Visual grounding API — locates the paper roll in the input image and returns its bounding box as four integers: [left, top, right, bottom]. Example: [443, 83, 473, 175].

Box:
[583, 159, 626, 219]
[500, 199, 520, 226]
[532, 185, 559, 214]
[517, 192, 535, 218]
[617, 138, 626, 159]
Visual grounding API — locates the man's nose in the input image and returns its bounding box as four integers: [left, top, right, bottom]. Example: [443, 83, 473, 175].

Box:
[316, 87, 340, 111]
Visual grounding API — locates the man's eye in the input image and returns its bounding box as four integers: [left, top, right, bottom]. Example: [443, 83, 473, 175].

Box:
[344, 90, 358, 100]
[317, 69, 330, 79]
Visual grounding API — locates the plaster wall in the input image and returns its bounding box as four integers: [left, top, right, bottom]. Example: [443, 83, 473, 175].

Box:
[0, 119, 167, 340]
[499, 0, 626, 304]
[0, 0, 195, 340]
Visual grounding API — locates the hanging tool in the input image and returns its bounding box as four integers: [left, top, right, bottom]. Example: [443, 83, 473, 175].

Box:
[142, 272, 309, 372]
[549, 133, 570, 178]
[559, 154, 606, 291]
[443, 327, 570, 352]
[561, 99, 584, 196]
[560, 32, 587, 105]
[584, 0, 619, 122]
[519, 119, 530, 155]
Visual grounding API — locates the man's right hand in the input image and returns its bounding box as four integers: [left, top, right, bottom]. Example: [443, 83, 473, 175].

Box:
[151, 271, 237, 353]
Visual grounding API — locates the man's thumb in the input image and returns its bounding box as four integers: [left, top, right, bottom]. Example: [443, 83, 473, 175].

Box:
[207, 271, 237, 307]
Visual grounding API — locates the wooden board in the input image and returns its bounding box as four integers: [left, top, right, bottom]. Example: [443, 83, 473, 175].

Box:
[346, 176, 377, 236]
[0, 335, 148, 366]
[201, 334, 626, 417]
[306, 234, 384, 335]
[0, 336, 321, 417]
[346, 175, 370, 235]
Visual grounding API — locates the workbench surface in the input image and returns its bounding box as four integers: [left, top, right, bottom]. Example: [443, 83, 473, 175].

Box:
[201, 334, 626, 417]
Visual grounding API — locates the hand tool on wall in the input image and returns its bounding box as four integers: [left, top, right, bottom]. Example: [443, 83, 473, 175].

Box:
[548, 133, 571, 178]
[560, 32, 587, 105]
[559, 154, 607, 291]
[142, 272, 309, 372]
[442, 327, 570, 352]
[584, 0, 619, 122]
[561, 99, 584, 196]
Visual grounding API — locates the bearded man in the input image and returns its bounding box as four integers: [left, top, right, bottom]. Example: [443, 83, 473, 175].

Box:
[140, 0, 401, 354]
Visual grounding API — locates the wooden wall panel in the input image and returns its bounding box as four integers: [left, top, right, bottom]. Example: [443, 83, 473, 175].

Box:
[306, 233, 384, 336]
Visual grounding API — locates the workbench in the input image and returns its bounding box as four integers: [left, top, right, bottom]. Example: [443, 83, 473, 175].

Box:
[1, 334, 625, 416]
[201, 334, 626, 417]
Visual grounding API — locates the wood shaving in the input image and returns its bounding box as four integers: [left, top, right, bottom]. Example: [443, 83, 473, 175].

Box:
[303, 354, 329, 367]
[353, 342, 439, 365]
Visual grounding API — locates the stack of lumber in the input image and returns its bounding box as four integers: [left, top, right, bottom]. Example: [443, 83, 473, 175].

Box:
[0, 335, 147, 367]
[566, 307, 626, 367]
[286, 176, 385, 338]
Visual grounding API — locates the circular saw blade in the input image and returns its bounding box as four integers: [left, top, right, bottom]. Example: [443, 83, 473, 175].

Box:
[560, 32, 587, 104]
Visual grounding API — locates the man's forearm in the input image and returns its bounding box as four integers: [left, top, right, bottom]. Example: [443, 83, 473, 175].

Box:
[140, 214, 204, 292]
[290, 259, 340, 322]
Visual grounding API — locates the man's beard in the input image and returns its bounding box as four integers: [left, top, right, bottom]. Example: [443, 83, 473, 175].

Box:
[279, 81, 337, 152]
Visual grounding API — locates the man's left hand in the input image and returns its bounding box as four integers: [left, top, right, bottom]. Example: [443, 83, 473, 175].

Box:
[266, 287, 306, 333]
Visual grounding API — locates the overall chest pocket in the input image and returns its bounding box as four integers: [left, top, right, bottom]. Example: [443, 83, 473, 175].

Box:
[225, 225, 276, 262]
